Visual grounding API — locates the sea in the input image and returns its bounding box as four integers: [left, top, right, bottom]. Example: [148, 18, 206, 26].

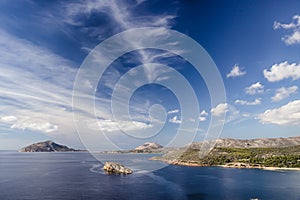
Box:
[0, 151, 300, 200]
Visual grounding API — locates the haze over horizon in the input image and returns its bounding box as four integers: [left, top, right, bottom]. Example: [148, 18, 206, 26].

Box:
[0, 0, 300, 150]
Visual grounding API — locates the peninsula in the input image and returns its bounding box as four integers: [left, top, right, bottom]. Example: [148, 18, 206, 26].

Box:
[151, 136, 300, 169]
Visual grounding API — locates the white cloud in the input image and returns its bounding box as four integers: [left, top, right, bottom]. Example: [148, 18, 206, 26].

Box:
[200, 110, 208, 116]
[242, 113, 250, 117]
[235, 98, 261, 106]
[198, 110, 208, 121]
[61, 0, 175, 74]
[169, 116, 182, 124]
[0, 0, 177, 142]
[0, 29, 116, 141]
[274, 15, 300, 45]
[10, 120, 58, 133]
[245, 82, 264, 95]
[258, 100, 300, 125]
[263, 61, 300, 82]
[226, 65, 246, 78]
[1, 116, 17, 122]
[211, 103, 228, 117]
[271, 86, 298, 102]
[199, 117, 206, 122]
[168, 109, 180, 114]
[273, 15, 300, 30]
[87, 119, 151, 132]
[282, 31, 300, 45]
[0, 30, 77, 135]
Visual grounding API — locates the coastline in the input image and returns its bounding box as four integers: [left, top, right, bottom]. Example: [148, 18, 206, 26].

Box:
[150, 157, 300, 171]
[218, 163, 300, 171]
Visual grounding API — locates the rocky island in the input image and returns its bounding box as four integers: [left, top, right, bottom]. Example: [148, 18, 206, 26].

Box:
[151, 136, 300, 169]
[19, 140, 81, 152]
[102, 142, 166, 154]
[131, 142, 163, 153]
[103, 162, 133, 174]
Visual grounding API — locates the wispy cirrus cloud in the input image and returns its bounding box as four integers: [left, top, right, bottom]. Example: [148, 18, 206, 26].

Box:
[167, 109, 180, 114]
[0, 29, 79, 135]
[0, 0, 178, 145]
[59, 0, 177, 82]
[0, 28, 155, 139]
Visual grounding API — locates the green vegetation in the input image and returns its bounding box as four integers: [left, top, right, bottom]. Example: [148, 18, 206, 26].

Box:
[177, 145, 300, 168]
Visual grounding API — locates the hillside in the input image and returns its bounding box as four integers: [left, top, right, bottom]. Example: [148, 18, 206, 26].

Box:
[132, 142, 163, 153]
[151, 136, 300, 168]
[19, 140, 79, 152]
[102, 142, 166, 154]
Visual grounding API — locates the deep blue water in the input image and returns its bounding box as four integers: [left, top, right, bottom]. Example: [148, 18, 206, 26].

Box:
[0, 151, 300, 200]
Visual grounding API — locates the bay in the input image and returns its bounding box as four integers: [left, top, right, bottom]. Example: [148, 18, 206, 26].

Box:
[0, 151, 300, 200]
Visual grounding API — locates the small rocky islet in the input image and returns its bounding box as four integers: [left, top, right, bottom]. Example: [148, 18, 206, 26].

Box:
[103, 162, 133, 174]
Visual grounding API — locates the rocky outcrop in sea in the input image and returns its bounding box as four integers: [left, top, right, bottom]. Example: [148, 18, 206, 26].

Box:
[103, 162, 133, 174]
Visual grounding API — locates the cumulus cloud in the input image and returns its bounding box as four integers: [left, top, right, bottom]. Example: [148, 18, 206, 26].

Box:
[282, 31, 300, 45]
[169, 116, 182, 124]
[245, 82, 264, 95]
[168, 109, 180, 114]
[263, 61, 300, 82]
[271, 86, 298, 102]
[200, 110, 208, 116]
[211, 103, 228, 117]
[258, 100, 300, 125]
[199, 110, 208, 121]
[274, 15, 300, 45]
[226, 65, 246, 78]
[235, 98, 261, 106]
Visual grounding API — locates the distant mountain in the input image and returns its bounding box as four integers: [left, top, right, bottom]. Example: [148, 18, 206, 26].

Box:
[102, 142, 165, 154]
[19, 140, 79, 152]
[190, 136, 300, 149]
[134, 142, 163, 151]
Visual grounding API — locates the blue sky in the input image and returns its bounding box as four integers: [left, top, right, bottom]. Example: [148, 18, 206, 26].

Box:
[0, 0, 300, 150]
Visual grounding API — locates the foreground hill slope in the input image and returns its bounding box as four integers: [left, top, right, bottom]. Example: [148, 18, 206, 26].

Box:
[151, 136, 300, 168]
